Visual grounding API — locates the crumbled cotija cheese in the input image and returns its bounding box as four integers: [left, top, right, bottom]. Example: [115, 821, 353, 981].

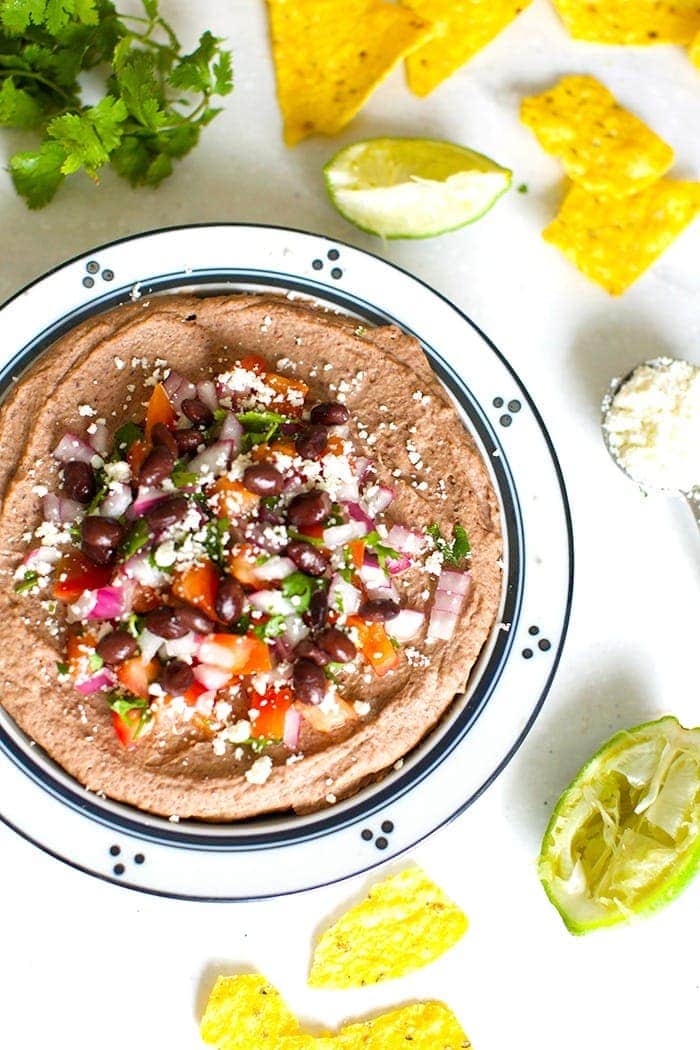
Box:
[603, 359, 700, 492]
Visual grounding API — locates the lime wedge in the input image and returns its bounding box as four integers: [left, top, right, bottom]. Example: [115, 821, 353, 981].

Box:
[324, 137, 511, 239]
[539, 716, 700, 934]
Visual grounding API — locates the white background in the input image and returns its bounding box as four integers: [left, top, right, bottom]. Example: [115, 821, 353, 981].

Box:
[1, 2, 699, 1047]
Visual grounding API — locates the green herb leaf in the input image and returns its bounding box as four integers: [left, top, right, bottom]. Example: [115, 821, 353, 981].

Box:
[14, 568, 39, 592]
[0, 75, 42, 127]
[252, 614, 286, 640]
[126, 611, 144, 637]
[280, 570, 318, 614]
[245, 735, 279, 755]
[427, 523, 471, 567]
[231, 613, 251, 635]
[106, 690, 148, 714]
[56, 660, 69, 675]
[288, 527, 323, 548]
[203, 517, 229, 568]
[364, 530, 400, 570]
[113, 420, 143, 456]
[85, 467, 109, 514]
[47, 93, 126, 176]
[120, 517, 149, 559]
[88, 651, 104, 671]
[171, 458, 197, 487]
[8, 139, 66, 208]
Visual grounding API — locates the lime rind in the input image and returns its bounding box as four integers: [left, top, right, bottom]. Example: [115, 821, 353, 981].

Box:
[539, 715, 700, 935]
[324, 137, 511, 239]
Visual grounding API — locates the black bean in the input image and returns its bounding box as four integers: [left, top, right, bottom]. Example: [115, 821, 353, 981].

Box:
[81, 542, 115, 566]
[286, 540, 328, 577]
[144, 495, 189, 532]
[176, 605, 216, 635]
[310, 402, 349, 426]
[286, 490, 331, 530]
[62, 460, 96, 504]
[294, 639, 330, 666]
[317, 627, 357, 663]
[143, 606, 188, 639]
[96, 629, 138, 667]
[359, 598, 401, 622]
[81, 516, 124, 553]
[214, 578, 245, 625]
[160, 659, 194, 695]
[175, 428, 203, 456]
[295, 424, 328, 461]
[293, 658, 327, 705]
[242, 464, 284, 496]
[303, 588, 328, 631]
[139, 445, 175, 487]
[151, 422, 178, 457]
[182, 398, 213, 427]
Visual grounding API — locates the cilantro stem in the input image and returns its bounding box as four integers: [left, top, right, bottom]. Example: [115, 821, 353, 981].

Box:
[0, 68, 75, 104]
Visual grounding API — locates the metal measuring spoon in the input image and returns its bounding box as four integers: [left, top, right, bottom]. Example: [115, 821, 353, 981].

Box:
[601, 357, 700, 533]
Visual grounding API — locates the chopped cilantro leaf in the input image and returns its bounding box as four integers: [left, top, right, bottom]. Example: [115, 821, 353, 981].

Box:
[14, 569, 39, 593]
[281, 570, 318, 614]
[323, 660, 343, 682]
[287, 527, 323, 548]
[246, 735, 280, 754]
[252, 615, 286, 640]
[427, 523, 471, 567]
[85, 468, 109, 514]
[88, 651, 104, 672]
[126, 612, 144, 637]
[236, 410, 287, 431]
[203, 517, 229, 569]
[231, 613, 251, 635]
[113, 421, 143, 457]
[120, 517, 149, 559]
[171, 459, 197, 487]
[56, 660, 69, 676]
[517, 183, 528, 193]
[364, 530, 400, 570]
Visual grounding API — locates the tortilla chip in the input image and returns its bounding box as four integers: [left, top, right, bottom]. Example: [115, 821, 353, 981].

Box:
[553, 0, 700, 44]
[543, 180, 700, 295]
[308, 866, 468, 988]
[403, 0, 534, 97]
[338, 1002, 471, 1049]
[265, 0, 433, 145]
[521, 76, 674, 197]
[690, 29, 700, 63]
[200, 975, 300, 1048]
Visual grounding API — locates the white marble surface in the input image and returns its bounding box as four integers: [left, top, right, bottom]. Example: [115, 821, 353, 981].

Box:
[1, 3, 699, 1048]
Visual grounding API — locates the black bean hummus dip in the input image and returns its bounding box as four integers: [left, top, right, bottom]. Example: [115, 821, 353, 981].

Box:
[0, 294, 501, 820]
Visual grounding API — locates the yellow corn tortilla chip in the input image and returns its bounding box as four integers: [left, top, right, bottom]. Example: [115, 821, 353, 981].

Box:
[308, 866, 468, 988]
[553, 0, 700, 44]
[690, 29, 700, 63]
[265, 0, 433, 146]
[543, 180, 700, 295]
[200, 975, 300, 1048]
[403, 0, 534, 97]
[521, 75, 674, 197]
[337, 1002, 471, 1049]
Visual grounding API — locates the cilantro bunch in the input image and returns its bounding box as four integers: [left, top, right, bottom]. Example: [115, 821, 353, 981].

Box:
[0, 0, 232, 208]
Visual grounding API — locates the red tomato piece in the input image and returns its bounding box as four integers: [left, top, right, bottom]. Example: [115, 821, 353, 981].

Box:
[53, 552, 112, 602]
[346, 615, 400, 677]
[348, 539, 365, 569]
[112, 709, 143, 749]
[66, 630, 98, 680]
[172, 560, 220, 621]
[263, 372, 309, 417]
[116, 655, 159, 699]
[127, 438, 149, 477]
[198, 633, 271, 675]
[249, 686, 293, 740]
[145, 382, 175, 441]
[237, 354, 267, 374]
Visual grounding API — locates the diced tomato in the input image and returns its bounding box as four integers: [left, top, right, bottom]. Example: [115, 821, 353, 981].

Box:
[53, 552, 112, 602]
[127, 438, 149, 476]
[264, 372, 308, 417]
[347, 615, 400, 677]
[198, 633, 271, 675]
[183, 681, 209, 706]
[326, 434, 345, 455]
[228, 544, 263, 587]
[172, 560, 220, 620]
[66, 629, 98, 680]
[298, 523, 325, 541]
[237, 354, 267, 375]
[208, 477, 259, 519]
[251, 439, 296, 462]
[348, 539, 365, 569]
[298, 696, 357, 733]
[117, 654, 159, 698]
[112, 708, 144, 749]
[145, 382, 175, 440]
[249, 685, 293, 740]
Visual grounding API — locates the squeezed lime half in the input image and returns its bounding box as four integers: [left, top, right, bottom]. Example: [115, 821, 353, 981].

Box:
[539, 716, 700, 934]
[324, 137, 511, 239]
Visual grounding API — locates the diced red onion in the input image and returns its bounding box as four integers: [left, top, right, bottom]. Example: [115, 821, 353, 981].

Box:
[272, 635, 294, 662]
[328, 574, 361, 616]
[138, 627, 164, 663]
[100, 482, 132, 519]
[362, 483, 393, 517]
[438, 569, 471, 595]
[323, 519, 369, 548]
[87, 585, 124, 620]
[386, 524, 427, 556]
[219, 412, 243, 447]
[88, 424, 110, 456]
[75, 668, 116, 695]
[189, 440, 235, 479]
[129, 486, 168, 518]
[253, 555, 297, 582]
[42, 493, 83, 524]
[193, 663, 232, 691]
[388, 608, 425, 642]
[344, 501, 375, 531]
[163, 370, 184, 399]
[359, 561, 389, 591]
[427, 570, 472, 642]
[164, 371, 196, 411]
[123, 552, 169, 589]
[426, 608, 459, 642]
[196, 380, 219, 413]
[283, 705, 301, 749]
[354, 457, 371, 481]
[53, 433, 97, 465]
[433, 589, 465, 615]
[163, 632, 198, 659]
[248, 590, 296, 616]
[386, 553, 412, 575]
[22, 546, 61, 571]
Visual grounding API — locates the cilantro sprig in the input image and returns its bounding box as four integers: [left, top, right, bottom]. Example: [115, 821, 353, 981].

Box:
[281, 570, 321, 614]
[0, 0, 233, 208]
[14, 569, 39, 593]
[427, 523, 471, 567]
